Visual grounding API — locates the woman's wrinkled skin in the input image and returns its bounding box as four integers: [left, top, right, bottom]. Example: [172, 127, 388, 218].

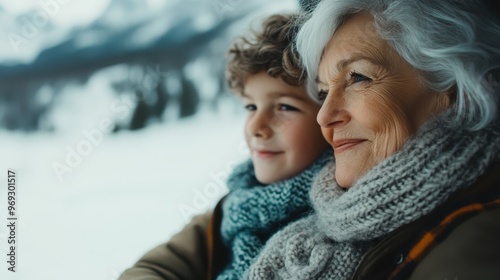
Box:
[316, 13, 452, 188]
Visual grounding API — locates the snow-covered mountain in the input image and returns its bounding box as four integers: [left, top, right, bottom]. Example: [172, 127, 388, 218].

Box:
[0, 0, 298, 132]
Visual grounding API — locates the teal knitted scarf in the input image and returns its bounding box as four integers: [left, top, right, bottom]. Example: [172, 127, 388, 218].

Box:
[216, 151, 332, 280]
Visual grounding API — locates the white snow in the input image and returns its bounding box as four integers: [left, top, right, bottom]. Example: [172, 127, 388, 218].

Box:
[0, 107, 248, 280]
[0, 1, 301, 279]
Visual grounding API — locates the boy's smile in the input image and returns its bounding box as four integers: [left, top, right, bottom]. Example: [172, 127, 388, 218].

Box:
[242, 71, 330, 184]
[253, 149, 284, 158]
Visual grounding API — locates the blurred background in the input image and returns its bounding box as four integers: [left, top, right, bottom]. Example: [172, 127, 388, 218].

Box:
[0, 0, 301, 279]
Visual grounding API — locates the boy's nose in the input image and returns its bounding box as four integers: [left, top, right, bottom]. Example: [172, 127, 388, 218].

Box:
[248, 112, 273, 139]
[253, 126, 272, 139]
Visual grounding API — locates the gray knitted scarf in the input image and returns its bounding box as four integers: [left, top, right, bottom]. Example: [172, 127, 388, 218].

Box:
[247, 112, 500, 279]
[217, 151, 332, 280]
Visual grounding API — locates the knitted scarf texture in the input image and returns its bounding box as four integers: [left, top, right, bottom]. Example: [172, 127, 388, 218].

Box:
[247, 112, 500, 279]
[216, 151, 333, 280]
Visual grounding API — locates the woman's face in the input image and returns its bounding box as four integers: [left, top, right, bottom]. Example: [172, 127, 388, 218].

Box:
[316, 13, 450, 188]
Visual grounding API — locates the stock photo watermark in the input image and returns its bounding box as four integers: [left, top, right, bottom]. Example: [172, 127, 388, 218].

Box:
[107, 269, 120, 280]
[177, 141, 249, 222]
[176, 91, 302, 221]
[5, 169, 18, 272]
[7, 0, 74, 53]
[212, 0, 244, 20]
[51, 65, 170, 182]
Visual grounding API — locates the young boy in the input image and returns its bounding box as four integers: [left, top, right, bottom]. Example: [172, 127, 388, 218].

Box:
[119, 13, 331, 280]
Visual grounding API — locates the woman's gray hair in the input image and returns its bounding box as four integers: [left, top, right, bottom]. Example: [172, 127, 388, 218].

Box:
[297, 0, 500, 130]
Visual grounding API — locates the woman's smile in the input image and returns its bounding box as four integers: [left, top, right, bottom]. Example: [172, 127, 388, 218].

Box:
[332, 139, 367, 154]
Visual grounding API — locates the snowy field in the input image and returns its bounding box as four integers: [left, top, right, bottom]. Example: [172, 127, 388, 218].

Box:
[0, 1, 300, 279]
[0, 107, 248, 280]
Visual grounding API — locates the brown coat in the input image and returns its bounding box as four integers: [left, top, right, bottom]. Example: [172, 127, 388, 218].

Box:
[353, 162, 500, 280]
[119, 163, 500, 280]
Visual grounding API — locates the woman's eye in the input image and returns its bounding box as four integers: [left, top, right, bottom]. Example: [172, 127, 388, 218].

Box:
[244, 104, 256, 111]
[278, 104, 298, 111]
[349, 71, 370, 83]
[317, 90, 328, 101]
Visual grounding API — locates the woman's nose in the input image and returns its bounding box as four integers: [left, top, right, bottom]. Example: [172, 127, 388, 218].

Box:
[316, 88, 350, 129]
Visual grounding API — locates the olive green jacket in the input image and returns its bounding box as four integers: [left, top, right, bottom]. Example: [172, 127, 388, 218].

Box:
[119, 163, 500, 280]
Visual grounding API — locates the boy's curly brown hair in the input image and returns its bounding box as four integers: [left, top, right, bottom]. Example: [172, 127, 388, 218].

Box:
[226, 13, 306, 95]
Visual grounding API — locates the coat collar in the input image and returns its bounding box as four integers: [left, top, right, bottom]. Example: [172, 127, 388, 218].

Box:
[352, 161, 500, 280]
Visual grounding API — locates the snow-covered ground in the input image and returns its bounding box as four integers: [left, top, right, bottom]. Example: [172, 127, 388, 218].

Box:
[0, 106, 248, 280]
[0, 1, 301, 278]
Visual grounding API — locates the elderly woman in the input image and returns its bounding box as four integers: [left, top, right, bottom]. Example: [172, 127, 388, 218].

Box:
[247, 0, 500, 279]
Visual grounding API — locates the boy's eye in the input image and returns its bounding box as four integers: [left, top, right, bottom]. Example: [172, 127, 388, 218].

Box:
[277, 104, 298, 111]
[317, 90, 328, 102]
[349, 71, 371, 83]
[244, 104, 257, 111]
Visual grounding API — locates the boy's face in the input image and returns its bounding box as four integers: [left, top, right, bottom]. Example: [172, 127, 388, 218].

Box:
[243, 71, 330, 184]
